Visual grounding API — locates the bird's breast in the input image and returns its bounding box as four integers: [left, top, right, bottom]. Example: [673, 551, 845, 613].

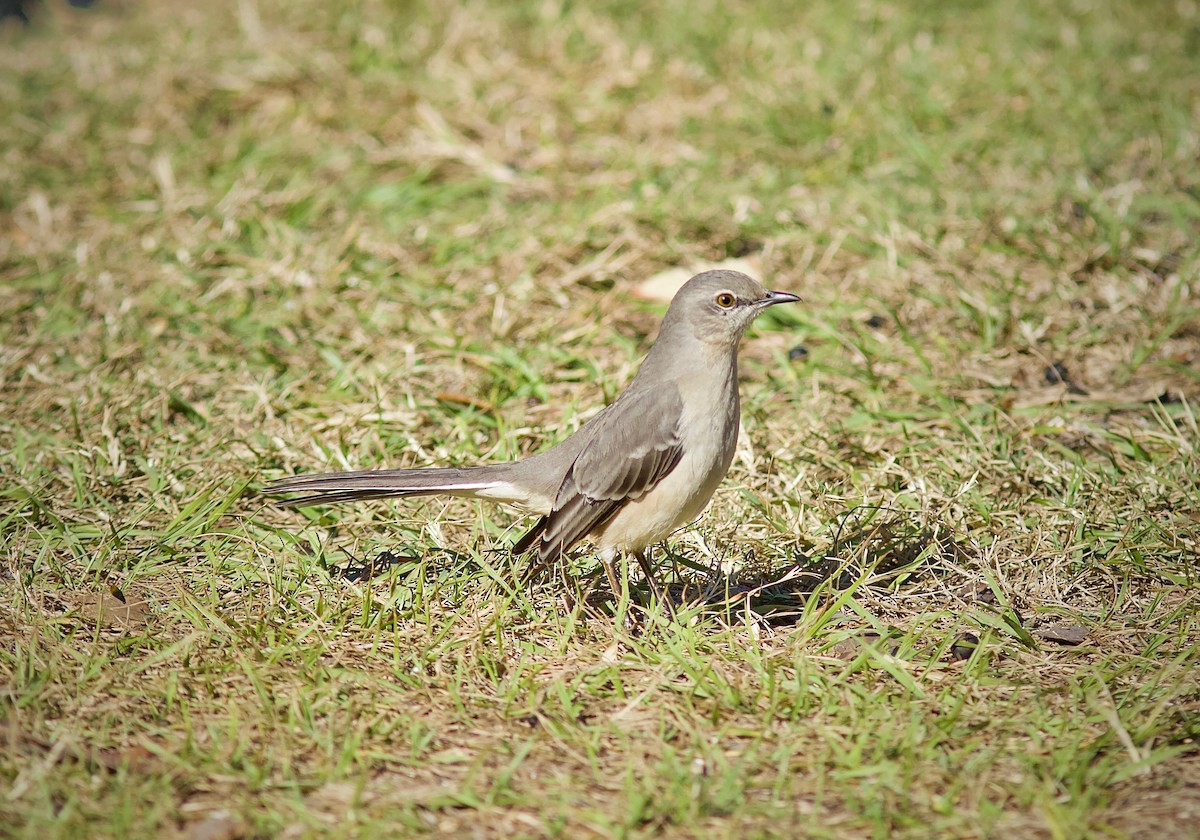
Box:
[596, 376, 740, 552]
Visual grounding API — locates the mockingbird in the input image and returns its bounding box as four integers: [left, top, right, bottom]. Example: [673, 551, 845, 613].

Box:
[264, 270, 799, 605]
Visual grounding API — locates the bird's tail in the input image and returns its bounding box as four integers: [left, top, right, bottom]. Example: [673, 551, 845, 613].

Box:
[262, 465, 533, 509]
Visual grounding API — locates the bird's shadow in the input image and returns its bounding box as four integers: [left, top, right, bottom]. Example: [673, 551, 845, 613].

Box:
[325, 547, 421, 583]
[316, 510, 973, 629]
[649, 512, 974, 627]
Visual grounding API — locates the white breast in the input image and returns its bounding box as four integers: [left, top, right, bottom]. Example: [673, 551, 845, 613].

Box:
[595, 372, 739, 553]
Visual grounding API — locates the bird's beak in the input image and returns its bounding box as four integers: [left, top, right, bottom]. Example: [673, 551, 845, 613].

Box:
[761, 290, 801, 307]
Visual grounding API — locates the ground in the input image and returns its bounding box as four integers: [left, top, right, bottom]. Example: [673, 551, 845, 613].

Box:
[2, 0, 1198, 837]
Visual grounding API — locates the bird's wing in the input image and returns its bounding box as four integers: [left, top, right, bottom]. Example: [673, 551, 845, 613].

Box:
[514, 384, 685, 563]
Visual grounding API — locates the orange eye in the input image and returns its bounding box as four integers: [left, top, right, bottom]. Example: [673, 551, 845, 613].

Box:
[715, 292, 736, 309]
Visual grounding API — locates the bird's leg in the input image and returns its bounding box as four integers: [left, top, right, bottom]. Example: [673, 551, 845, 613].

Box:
[519, 555, 550, 588]
[634, 549, 676, 619]
[601, 553, 622, 602]
[599, 547, 639, 629]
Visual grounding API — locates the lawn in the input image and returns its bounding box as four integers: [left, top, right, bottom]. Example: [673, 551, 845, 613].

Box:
[2, 0, 1198, 837]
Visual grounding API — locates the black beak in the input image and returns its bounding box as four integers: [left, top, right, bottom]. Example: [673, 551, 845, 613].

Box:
[761, 290, 801, 307]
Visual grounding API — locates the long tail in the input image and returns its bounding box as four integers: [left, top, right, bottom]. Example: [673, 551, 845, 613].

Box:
[262, 465, 534, 508]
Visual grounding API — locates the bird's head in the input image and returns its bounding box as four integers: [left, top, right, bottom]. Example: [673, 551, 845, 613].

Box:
[662, 270, 800, 349]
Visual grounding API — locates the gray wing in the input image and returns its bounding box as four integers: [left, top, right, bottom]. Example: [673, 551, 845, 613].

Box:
[514, 384, 685, 563]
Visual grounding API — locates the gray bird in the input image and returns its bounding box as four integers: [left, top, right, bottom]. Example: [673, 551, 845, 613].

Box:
[264, 270, 799, 604]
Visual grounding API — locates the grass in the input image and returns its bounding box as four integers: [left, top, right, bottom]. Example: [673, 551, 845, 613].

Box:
[2, 0, 1199, 836]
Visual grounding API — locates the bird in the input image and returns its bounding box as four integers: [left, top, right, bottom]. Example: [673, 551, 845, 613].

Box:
[263, 270, 799, 606]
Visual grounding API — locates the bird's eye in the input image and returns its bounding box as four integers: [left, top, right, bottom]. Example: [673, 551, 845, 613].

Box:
[715, 292, 736, 309]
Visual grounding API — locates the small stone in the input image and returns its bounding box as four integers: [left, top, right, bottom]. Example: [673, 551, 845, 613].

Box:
[952, 633, 980, 660]
[1044, 362, 1070, 384]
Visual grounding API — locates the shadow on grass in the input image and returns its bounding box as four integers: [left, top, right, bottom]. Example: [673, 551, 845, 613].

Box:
[307, 508, 978, 630]
[652, 507, 978, 627]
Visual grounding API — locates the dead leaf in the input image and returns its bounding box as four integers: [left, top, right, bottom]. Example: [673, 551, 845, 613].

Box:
[89, 743, 157, 773]
[634, 257, 763, 302]
[434, 391, 495, 413]
[827, 632, 892, 661]
[183, 811, 245, 840]
[1034, 625, 1088, 646]
[70, 591, 152, 630]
